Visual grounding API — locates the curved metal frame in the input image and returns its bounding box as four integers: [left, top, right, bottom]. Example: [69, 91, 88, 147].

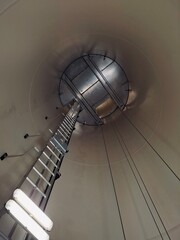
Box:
[58, 53, 130, 126]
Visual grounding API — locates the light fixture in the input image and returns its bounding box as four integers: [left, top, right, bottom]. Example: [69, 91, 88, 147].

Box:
[13, 189, 53, 231]
[5, 200, 49, 240]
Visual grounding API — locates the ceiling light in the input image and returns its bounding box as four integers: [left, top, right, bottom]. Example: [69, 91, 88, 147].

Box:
[5, 200, 49, 240]
[13, 189, 53, 231]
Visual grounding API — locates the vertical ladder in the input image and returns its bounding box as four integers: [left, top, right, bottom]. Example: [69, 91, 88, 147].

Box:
[0, 102, 80, 240]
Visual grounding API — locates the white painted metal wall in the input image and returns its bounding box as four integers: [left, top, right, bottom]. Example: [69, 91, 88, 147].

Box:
[0, 0, 179, 239]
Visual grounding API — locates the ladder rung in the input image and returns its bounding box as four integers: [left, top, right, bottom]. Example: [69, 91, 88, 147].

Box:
[62, 121, 73, 130]
[62, 122, 73, 130]
[64, 116, 72, 122]
[33, 167, 51, 186]
[59, 125, 69, 134]
[46, 146, 61, 161]
[66, 115, 76, 122]
[26, 177, 46, 198]
[64, 117, 74, 125]
[59, 126, 70, 137]
[57, 129, 69, 141]
[61, 124, 71, 134]
[49, 141, 64, 155]
[54, 132, 65, 142]
[52, 137, 67, 153]
[42, 152, 58, 168]
[66, 119, 73, 124]
[38, 158, 55, 176]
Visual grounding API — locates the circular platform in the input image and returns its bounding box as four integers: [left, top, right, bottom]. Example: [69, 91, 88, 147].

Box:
[59, 54, 129, 125]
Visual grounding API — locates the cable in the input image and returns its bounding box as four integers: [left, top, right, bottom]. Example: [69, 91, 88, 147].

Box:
[101, 75, 179, 182]
[112, 122, 171, 240]
[101, 126, 127, 240]
[121, 113, 180, 182]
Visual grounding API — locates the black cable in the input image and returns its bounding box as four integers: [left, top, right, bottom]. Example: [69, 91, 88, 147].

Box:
[121, 113, 180, 182]
[102, 76, 179, 182]
[112, 122, 171, 240]
[101, 126, 127, 240]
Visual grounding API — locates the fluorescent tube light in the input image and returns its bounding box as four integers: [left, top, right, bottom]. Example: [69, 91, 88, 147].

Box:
[5, 200, 49, 240]
[13, 189, 53, 231]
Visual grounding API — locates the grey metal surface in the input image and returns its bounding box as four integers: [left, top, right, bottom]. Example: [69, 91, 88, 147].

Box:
[63, 74, 103, 125]
[72, 68, 98, 94]
[59, 54, 129, 125]
[89, 55, 113, 71]
[83, 81, 108, 106]
[65, 58, 88, 80]
[102, 62, 129, 104]
[84, 56, 124, 108]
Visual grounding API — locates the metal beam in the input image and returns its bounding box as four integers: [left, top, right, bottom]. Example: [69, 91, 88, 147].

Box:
[83, 56, 124, 108]
[63, 74, 102, 125]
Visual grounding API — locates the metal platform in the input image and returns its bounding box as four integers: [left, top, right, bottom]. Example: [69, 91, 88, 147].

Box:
[59, 54, 129, 126]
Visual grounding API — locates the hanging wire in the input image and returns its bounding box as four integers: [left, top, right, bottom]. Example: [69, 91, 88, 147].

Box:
[112, 122, 171, 240]
[104, 76, 179, 182]
[121, 113, 180, 182]
[101, 126, 127, 240]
